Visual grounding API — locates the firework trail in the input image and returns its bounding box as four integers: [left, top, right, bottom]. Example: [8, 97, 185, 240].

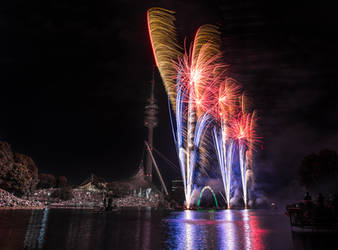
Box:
[239, 143, 247, 207]
[176, 30, 223, 207]
[147, 7, 182, 109]
[212, 79, 240, 208]
[212, 126, 236, 208]
[147, 7, 259, 208]
[229, 108, 258, 208]
[174, 63, 215, 207]
[213, 127, 229, 207]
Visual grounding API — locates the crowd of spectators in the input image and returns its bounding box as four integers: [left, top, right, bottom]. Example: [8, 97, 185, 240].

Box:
[56, 189, 105, 208]
[112, 190, 167, 208]
[0, 188, 43, 208]
[1, 185, 169, 209]
[30, 188, 104, 208]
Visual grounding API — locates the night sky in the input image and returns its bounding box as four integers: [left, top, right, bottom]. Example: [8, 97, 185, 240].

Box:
[1, 0, 338, 196]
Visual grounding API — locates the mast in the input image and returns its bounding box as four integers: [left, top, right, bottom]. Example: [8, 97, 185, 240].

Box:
[144, 68, 158, 183]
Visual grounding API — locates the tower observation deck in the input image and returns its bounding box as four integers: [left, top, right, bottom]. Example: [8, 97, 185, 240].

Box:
[144, 70, 158, 183]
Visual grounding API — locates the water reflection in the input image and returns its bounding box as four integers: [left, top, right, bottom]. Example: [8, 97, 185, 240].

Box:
[143, 207, 151, 250]
[292, 231, 338, 250]
[23, 207, 49, 249]
[63, 209, 96, 250]
[242, 210, 252, 249]
[166, 209, 267, 250]
[134, 207, 152, 250]
[219, 210, 238, 249]
[1, 208, 323, 250]
[184, 210, 194, 250]
[38, 207, 49, 248]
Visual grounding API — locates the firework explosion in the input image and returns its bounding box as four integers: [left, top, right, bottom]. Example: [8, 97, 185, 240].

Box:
[147, 7, 259, 208]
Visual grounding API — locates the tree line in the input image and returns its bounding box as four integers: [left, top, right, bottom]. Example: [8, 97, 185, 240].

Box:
[0, 141, 68, 197]
[298, 149, 338, 191]
[2, 140, 338, 197]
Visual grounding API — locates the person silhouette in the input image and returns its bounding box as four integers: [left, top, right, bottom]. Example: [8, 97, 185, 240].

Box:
[317, 193, 324, 207]
[304, 192, 312, 201]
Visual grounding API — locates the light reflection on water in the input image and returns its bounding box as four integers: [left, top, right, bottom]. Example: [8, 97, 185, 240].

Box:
[164, 209, 268, 250]
[23, 207, 50, 249]
[1, 208, 335, 250]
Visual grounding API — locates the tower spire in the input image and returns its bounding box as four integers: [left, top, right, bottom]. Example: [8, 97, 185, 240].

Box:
[144, 67, 159, 183]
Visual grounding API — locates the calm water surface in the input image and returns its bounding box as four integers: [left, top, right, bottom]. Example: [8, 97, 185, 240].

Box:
[0, 208, 337, 249]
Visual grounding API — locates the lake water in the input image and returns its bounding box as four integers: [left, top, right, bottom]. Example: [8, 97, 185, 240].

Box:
[0, 208, 337, 250]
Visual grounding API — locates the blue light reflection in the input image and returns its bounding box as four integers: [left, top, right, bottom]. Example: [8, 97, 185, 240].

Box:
[165, 210, 264, 250]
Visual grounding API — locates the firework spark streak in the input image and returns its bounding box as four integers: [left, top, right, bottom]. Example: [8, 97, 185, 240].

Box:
[229, 112, 258, 207]
[147, 7, 259, 208]
[167, 21, 223, 207]
[147, 7, 182, 108]
[213, 127, 228, 208]
[239, 144, 247, 207]
[174, 70, 214, 207]
[226, 140, 235, 200]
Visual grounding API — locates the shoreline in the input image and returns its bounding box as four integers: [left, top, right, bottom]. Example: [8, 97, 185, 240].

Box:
[0, 206, 46, 210]
[0, 205, 265, 211]
[0, 204, 166, 210]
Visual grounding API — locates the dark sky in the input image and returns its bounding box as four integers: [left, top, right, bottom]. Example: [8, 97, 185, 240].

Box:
[1, 0, 338, 194]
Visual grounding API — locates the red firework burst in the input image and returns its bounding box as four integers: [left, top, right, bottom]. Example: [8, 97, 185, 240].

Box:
[229, 112, 259, 150]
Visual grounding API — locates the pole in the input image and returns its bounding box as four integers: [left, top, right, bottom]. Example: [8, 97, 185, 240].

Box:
[144, 141, 168, 195]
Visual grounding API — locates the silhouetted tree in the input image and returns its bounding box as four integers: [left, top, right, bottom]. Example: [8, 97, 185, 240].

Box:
[38, 173, 56, 189]
[0, 142, 14, 187]
[0, 141, 39, 196]
[298, 149, 338, 189]
[57, 176, 68, 188]
[14, 153, 38, 192]
[4, 163, 32, 195]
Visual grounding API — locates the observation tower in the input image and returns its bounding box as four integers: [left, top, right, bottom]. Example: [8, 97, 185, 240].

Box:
[144, 70, 158, 183]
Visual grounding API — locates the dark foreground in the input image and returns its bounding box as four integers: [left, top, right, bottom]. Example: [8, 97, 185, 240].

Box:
[0, 208, 337, 250]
